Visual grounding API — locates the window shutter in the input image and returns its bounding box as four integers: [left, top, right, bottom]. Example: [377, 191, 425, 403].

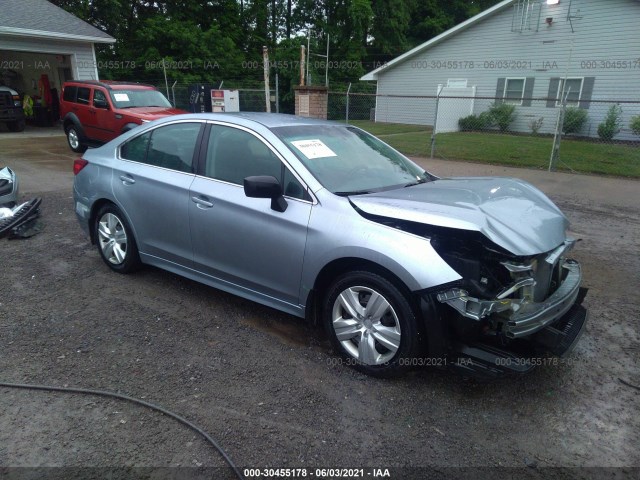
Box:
[522, 77, 535, 107]
[547, 78, 560, 107]
[495, 78, 506, 103]
[579, 77, 595, 109]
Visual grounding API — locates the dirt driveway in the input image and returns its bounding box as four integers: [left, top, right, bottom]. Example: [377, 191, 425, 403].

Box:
[1, 134, 639, 478]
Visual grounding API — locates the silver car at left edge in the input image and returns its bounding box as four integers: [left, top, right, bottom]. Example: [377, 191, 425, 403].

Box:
[73, 112, 588, 378]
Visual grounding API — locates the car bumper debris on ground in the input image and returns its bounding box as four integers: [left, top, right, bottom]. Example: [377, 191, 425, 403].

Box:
[0, 167, 43, 239]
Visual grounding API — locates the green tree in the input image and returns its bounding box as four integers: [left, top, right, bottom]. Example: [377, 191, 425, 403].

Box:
[51, 0, 505, 102]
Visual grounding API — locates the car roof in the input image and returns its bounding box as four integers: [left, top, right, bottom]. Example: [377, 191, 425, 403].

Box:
[62, 80, 156, 91]
[178, 112, 346, 129]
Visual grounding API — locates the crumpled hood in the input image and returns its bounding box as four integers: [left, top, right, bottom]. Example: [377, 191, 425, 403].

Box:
[350, 177, 568, 256]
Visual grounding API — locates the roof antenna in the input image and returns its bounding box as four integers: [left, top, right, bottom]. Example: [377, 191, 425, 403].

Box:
[566, 0, 583, 33]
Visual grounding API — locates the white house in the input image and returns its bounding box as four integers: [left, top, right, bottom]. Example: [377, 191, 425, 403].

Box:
[361, 0, 640, 139]
[0, 0, 115, 96]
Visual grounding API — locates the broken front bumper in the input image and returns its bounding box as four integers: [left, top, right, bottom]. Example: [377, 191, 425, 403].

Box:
[437, 259, 584, 339]
[0, 166, 19, 205]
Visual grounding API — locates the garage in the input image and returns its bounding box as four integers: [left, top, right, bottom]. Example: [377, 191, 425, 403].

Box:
[0, 0, 114, 127]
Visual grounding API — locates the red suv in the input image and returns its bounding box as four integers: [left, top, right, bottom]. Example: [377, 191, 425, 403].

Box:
[60, 80, 186, 152]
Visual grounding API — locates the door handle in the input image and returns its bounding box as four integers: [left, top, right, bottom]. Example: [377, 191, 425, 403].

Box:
[119, 175, 135, 185]
[191, 196, 214, 208]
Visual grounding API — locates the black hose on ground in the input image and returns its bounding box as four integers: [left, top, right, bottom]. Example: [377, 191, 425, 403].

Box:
[0, 381, 245, 480]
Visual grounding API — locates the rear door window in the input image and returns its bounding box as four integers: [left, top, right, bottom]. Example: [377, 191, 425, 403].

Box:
[77, 87, 91, 105]
[120, 131, 151, 163]
[63, 86, 77, 102]
[120, 122, 202, 173]
[146, 123, 201, 173]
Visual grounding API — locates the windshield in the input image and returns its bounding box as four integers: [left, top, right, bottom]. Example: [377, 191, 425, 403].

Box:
[109, 89, 172, 108]
[273, 125, 429, 195]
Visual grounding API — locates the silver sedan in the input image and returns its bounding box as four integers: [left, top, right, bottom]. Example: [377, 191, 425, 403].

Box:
[73, 113, 587, 378]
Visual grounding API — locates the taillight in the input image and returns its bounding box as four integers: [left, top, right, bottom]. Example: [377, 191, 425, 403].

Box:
[73, 158, 89, 175]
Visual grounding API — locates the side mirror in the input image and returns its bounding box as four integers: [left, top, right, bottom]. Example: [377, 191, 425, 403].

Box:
[244, 175, 288, 212]
[94, 100, 109, 110]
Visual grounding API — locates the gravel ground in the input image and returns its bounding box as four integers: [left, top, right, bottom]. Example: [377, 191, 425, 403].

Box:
[0, 135, 639, 479]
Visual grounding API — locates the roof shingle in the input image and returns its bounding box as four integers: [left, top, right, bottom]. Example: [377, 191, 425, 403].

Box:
[0, 0, 114, 42]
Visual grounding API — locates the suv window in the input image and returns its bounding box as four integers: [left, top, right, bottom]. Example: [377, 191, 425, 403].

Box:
[120, 123, 201, 173]
[77, 87, 91, 105]
[63, 86, 77, 102]
[205, 125, 308, 200]
[110, 89, 171, 108]
[93, 89, 108, 108]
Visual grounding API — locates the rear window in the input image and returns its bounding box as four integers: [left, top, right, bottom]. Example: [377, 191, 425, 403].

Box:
[63, 86, 77, 102]
[77, 87, 91, 105]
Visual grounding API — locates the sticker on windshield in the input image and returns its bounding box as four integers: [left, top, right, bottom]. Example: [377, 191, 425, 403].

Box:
[291, 139, 337, 159]
[113, 93, 130, 101]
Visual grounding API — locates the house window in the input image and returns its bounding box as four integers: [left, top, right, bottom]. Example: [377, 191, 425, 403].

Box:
[503, 78, 526, 105]
[556, 78, 583, 106]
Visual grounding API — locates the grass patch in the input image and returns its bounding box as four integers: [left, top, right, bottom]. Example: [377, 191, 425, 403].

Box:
[349, 121, 640, 177]
[439, 133, 639, 177]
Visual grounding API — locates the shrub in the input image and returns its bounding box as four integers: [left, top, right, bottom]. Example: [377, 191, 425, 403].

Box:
[529, 117, 544, 135]
[488, 102, 516, 132]
[458, 114, 491, 131]
[630, 115, 640, 136]
[458, 115, 477, 131]
[562, 107, 588, 134]
[597, 104, 623, 141]
[478, 111, 494, 129]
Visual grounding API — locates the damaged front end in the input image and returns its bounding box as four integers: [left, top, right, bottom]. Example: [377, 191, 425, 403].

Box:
[348, 176, 589, 378]
[430, 234, 588, 377]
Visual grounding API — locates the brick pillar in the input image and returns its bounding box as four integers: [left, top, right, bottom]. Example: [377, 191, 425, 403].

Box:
[294, 86, 328, 119]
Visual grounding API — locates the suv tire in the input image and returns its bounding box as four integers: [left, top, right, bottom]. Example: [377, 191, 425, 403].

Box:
[65, 124, 87, 153]
[7, 120, 25, 132]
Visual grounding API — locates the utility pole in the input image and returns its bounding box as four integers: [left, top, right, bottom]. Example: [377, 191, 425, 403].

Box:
[263, 45, 271, 113]
[300, 45, 305, 86]
[275, 73, 279, 113]
[306, 30, 311, 85]
[326, 34, 329, 87]
[162, 58, 169, 100]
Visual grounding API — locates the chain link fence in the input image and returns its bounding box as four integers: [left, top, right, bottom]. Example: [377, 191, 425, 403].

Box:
[328, 88, 640, 176]
[151, 81, 278, 114]
[143, 76, 639, 176]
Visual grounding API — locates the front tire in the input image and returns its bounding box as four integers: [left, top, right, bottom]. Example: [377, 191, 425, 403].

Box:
[66, 125, 86, 153]
[94, 204, 140, 273]
[323, 271, 420, 377]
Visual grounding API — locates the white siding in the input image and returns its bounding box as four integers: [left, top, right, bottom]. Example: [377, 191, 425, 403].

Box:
[0, 35, 98, 80]
[373, 0, 640, 138]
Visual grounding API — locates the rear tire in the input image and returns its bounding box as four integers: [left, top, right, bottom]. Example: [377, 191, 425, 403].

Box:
[323, 270, 420, 377]
[65, 125, 87, 153]
[94, 204, 140, 273]
[7, 120, 25, 132]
